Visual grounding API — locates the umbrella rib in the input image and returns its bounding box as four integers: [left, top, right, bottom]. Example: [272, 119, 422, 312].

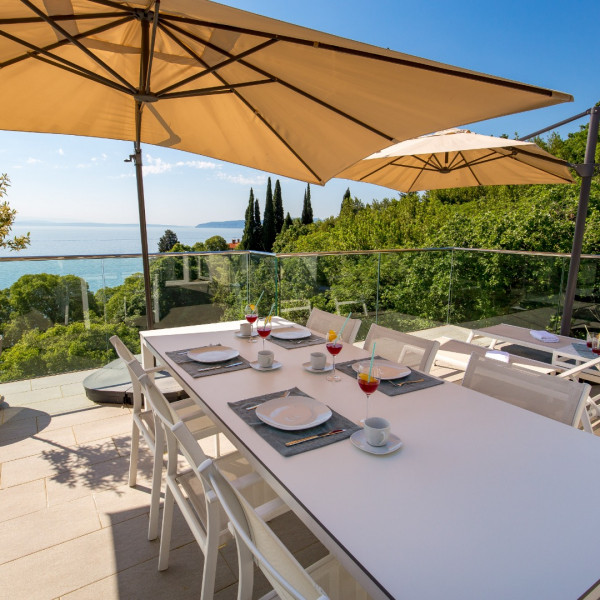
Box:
[0, 12, 124, 25]
[144, 0, 161, 95]
[156, 23, 277, 96]
[0, 16, 130, 70]
[19, 0, 136, 93]
[161, 79, 274, 99]
[0, 28, 132, 96]
[501, 148, 574, 183]
[161, 19, 394, 142]
[161, 14, 558, 99]
[459, 151, 483, 186]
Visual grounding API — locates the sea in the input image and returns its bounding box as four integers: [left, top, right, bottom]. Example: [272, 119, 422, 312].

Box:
[0, 223, 244, 292]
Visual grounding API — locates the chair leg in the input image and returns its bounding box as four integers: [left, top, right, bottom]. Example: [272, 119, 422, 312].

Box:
[158, 485, 175, 571]
[148, 444, 163, 541]
[128, 422, 140, 487]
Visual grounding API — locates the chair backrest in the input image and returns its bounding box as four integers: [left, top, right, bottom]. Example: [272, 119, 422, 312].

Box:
[199, 448, 328, 600]
[110, 334, 145, 412]
[363, 324, 440, 373]
[463, 354, 590, 428]
[306, 308, 361, 344]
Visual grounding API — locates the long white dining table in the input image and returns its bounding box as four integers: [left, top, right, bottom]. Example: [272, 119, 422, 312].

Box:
[141, 318, 600, 600]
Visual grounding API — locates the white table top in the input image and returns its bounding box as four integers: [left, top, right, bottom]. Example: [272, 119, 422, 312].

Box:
[141, 320, 600, 600]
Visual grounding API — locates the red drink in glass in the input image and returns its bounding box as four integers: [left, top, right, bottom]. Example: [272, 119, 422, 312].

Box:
[358, 373, 380, 395]
[326, 342, 342, 355]
[245, 314, 258, 324]
[257, 327, 271, 338]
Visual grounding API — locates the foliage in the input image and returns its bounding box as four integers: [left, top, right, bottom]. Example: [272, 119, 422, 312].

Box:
[274, 179, 284, 234]
[240, 188, 263, 250]
[158, 229, 179, 252]
[0, 174, 30, 251]
[301, 183, 314, 225]
[204, 235, 228, 251]
[262, 177, 276, 252]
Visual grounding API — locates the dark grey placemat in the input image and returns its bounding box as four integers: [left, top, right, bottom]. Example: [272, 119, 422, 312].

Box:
[268, 332, 326, 349]
[229, 387, 361, 457]
[167, 347, 251, 378]
[335, 360, 444, 396]
[572, 343, 597, 360]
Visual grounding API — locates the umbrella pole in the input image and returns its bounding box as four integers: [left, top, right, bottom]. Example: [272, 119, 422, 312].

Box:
[132, 140, 154, 331]
[560, 106, 599, 335]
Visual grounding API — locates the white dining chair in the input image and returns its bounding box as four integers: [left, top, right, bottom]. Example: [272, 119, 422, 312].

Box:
[110, 335, 220, 540]
[306, 307, 362, 344]
[139, 385, 288, 600]
[463, 353, 591, 430]
[363, 324, 440, 373]
[182, 429, 371, 600]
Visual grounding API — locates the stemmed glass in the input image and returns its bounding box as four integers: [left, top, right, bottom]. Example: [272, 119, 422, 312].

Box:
[244, 304, 258, 343]
[325, 337, 343, 382]
[357, 364, 380, 420]
[257, 317, 272, 350]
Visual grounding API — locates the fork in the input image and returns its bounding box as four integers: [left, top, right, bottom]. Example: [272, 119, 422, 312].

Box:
[390, 378, 425, 387]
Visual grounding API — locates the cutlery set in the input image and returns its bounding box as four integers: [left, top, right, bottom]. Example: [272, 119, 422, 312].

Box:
[197, 361, 243, 372]
[390, 378, 425, 387]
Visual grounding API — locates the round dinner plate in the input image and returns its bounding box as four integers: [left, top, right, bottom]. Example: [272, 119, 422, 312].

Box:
[350, 430, 403, 455]
[186, 346, 240, 364]
[256, 395, 332, 430]
[270, 328, 311, 340]
[351, 359, 411, 380]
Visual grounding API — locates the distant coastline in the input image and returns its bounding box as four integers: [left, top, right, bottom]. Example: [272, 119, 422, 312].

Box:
[196, 220, 244, 228]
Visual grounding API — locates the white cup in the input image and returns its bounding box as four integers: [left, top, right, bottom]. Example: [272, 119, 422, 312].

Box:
[240, 322, 252, 336]
[257, 350, 274, 368]
[310, 351, 327, 370]
[363, 417, 391, 447]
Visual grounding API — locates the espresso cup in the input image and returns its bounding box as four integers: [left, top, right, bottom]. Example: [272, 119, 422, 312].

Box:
[363, 417, 391, 447]
[310, 351, 326, 370]
[240, 322, 252, 336]
[257, 350, 274, 368]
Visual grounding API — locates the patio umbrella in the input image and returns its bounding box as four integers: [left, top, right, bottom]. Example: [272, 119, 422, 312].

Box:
[0, 1, 573, 328]
[337, 128, 574, 192]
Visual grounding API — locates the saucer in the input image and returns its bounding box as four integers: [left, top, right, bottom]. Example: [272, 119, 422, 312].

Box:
[235, 330, 258, 338]
[302, 361, 333, 373]
[350, 430, 403, 455]
[249, 361, 282, 372]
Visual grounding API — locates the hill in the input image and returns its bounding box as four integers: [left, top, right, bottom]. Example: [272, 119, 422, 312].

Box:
[196, 220, 244, 228]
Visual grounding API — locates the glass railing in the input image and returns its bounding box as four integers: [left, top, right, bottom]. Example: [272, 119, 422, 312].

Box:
[1, 248, 599, 382]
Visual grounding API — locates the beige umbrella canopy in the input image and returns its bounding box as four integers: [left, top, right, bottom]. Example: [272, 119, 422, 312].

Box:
[338, 128, 574, 192]
[0, 1, 573, 326]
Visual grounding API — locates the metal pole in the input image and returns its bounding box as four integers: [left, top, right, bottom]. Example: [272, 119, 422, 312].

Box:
[560, 106, 600, 335]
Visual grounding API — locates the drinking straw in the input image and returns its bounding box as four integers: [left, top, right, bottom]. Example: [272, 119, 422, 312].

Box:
[337, 312, 352, 340]
[254, 290, 264, 309]
[368, 342, 376, 380]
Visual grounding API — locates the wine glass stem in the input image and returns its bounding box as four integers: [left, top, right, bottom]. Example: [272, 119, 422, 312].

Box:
[366, 394, 370, 420]
[332, 355, 336, 378]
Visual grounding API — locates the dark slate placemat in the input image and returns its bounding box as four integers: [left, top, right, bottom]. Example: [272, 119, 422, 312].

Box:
[268, 331, 326, 350]
[335, 359, 444, 396]
[229, 387, 361, 457]
[572, 343, 597, 360]
[167, 347, 251, 378]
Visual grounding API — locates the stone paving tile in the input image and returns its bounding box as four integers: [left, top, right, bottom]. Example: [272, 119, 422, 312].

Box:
[0, 479, 46, 522]
[1, 437, 122, 489]
[0, 495, 101, 565]
[41, 404, 129, 433]
[1, 394, 93, 421]
[0, 425, 78, 462]
[61, 381, 91, 398]
[29, 370, 94, 391]
[1, 385, 64, 407]
[0, 414, 38, 443]
[73, 413, 133, 444]
[0, 379, 32, 396]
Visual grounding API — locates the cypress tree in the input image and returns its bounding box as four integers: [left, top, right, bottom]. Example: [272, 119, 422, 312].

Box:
[262, 178, 276, 251]
[283, 212, 293, 230]
[274, 179, 284, 234]
[301, 183, 313, 225]
[239, 188, 256, 250]
[253, 197, 264, 250]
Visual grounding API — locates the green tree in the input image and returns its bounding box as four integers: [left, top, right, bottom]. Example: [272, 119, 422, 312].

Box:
[158, 229, 179, 252]
[239, 189, 256, 250]
[274, 179, 284, 234]
[262, 177, 276, 252]
[301, 183, 314, 225]
[253, 197, 264, 250]
[204, 235, 228, 251]
[0, 174, 30, 251]
[284, 212, 293, 229]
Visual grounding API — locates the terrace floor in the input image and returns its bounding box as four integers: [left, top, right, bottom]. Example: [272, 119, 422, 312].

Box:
[1, 335, 597, 599]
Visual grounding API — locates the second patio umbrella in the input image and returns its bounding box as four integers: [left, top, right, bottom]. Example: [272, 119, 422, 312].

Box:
[337, 128, 574, 192]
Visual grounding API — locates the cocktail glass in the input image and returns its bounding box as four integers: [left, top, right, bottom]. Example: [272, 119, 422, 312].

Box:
[357, 364, 380, 420]
[325, 339, 343, 382]
[244, 304, 258, 343]
[257, 317, 272, 350]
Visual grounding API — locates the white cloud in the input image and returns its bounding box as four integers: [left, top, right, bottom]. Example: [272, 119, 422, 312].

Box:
[58, 148, 64, 156]
[174, 160, 219, 170]
[216, 172, 267, 186]
[26, 157, 42, 164]
[142, 154, 220, 176]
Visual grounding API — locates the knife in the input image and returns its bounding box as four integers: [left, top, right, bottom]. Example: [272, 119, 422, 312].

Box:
[197, 361, 243, 372]
[285, 428, 346, 447]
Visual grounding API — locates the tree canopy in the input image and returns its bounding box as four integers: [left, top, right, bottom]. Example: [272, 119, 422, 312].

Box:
[0, 174, 30, 251]
[158, 229, 179, 252]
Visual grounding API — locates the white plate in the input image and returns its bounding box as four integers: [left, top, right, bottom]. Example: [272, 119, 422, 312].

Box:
[186, 346, 240, 364]
[270, 327, 311, 340]
[235, 330, 258, 338]
[352, 360, 411, 380]
[302, 361, 333, 373]
[350, 430, 403, 455]
[256, 395, 332, 430]
[249, 361, 282, 372]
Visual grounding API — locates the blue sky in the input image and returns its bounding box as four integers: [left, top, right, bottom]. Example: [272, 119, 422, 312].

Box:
[1, 0, 598, 227]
